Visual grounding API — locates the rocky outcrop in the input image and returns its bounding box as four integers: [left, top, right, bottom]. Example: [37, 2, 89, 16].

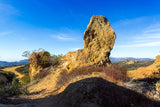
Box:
[29, 51, 51, 81]
[28, 15, 116, 79]
[123, 60, 137, 65]
[155, 55, 160, 64]
[62, 15, 116, 71]
[127, 55, 160, 79]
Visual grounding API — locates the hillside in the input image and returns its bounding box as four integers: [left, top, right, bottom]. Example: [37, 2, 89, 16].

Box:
[110, 57, 154, 63]
[0, 60, 29, 67]
[127, 55, 160, 79]
[2, 65, 25, 79]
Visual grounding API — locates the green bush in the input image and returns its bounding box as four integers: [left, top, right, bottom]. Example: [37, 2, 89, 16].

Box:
[156, 80, 160, 95]
[51, 54, 63, 65]
[0, 78, 28, 96]
[21, 73, 30, 85]
[0, 66, 4, 70]
[156, 64, 160, 68]
[121, 61, 154, 71]
[1, 71, 15, 83]
[156, 80, 160, 88]
[40, 55, 50, 65]
[15, 64, 29, 74]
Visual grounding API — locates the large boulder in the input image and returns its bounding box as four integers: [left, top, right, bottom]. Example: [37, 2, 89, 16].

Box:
[155, 55, 160, 64]
[62, 15, 116, 71]
[29, 51, 51, 81]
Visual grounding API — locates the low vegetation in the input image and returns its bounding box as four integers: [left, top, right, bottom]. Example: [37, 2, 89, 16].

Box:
[156, 64, 160, 68]
[0, 66, 4, 70]
[117, 61, 154, 71]
[15, 64, 29, 74]
[0, 65, 30, 97]
[15, 64, 30, 85]
[103, 64, 129, 81]
[0, 71, 15, 83]
[57, 64, 129, 87]
[156, 80, 160, 95]
[21, 73, 30, 85]
[51, 54, 63, 66]
[0, 78, 28, 96]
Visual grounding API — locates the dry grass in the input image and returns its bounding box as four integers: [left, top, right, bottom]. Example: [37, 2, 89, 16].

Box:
[57, 64, 129, 87]
[103, 64, 129, 82]
[127, 63, 160, 79]
[2, 65, 25, 79]
[27, 64, 129, 99]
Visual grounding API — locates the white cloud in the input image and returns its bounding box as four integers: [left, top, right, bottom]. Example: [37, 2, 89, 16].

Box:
[0, 3, 19, 23]
[0, 31, 12, 36]
[118, 22, 160, 48]
[51, 34, 75, 41]
[112, 16, 148, 29]
[57, 35, 74, 41]
[144, 28, 160, 33]
[0, 3, 19, 15]
[69, 48, 81, 51]
[50, 29, 83, 41]
[119, 41, 160, 48]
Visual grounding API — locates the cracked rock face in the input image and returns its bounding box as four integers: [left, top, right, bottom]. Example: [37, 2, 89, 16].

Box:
[62, 15, 116, 71]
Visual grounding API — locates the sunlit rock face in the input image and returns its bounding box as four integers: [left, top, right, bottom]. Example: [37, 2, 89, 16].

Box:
[29, 51, 51, 81]
[62, 15, 116, 71]
[155, 55, 160, 64]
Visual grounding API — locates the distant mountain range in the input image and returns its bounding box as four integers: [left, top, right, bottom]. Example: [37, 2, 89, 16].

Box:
[110, 57, 155, 63]
[0, 59, 30, 67]
[0, 57, 155, 67]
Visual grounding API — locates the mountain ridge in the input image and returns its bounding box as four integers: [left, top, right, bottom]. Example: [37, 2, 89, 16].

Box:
[110, 57, 154, 63]
[0, 59, 29, 67]
[0, 57, 155, 67]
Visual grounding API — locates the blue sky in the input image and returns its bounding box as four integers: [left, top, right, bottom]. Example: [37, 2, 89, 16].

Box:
[0, 0, 160, 61]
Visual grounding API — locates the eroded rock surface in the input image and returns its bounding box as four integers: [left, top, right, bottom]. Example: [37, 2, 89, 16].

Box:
[155, 55, 160, 64]
[29, 51, 51, 81]
[62, 15, 116, 71]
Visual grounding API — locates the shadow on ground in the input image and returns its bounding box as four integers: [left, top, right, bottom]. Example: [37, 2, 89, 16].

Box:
[0, 77, 160, 107]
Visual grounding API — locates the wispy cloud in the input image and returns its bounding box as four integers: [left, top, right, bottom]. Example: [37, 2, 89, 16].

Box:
[112, 16, 149, 29]
[69, 48, 81, 51]
[0, 31, 12, 36]
[0, 2, 19, 23]
[144, 28, 160, 33]
[50, 29, 83, 41]
[119, 42, 160, 47]
[0, 3, 19, 15]
[51, 34, 75, 41]
[118, 22, 160, 48]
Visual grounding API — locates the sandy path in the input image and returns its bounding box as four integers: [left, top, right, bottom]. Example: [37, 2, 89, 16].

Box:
[2, 65, 24, 79]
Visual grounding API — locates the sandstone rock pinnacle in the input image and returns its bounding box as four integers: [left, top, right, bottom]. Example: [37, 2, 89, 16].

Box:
[62, 15, 116, 71]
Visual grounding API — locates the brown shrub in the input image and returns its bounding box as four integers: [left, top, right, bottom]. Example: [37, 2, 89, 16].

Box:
[57, 64, 129, 87]
[103, 64, 129, 81]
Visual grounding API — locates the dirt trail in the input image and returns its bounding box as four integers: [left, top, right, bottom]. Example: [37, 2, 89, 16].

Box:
[2, 65, 24, 79]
